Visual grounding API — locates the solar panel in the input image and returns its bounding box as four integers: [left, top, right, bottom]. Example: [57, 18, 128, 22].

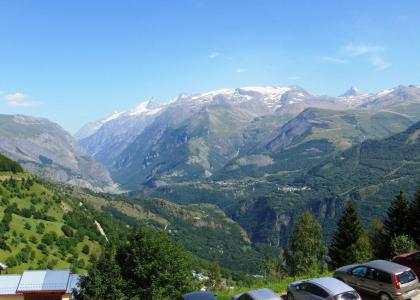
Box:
[17, 270, 71, 292]
[66, 274, 81, 293]
[0, 275, 21, 295]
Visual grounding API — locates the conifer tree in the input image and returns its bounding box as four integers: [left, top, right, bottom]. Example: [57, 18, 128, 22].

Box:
[329, 201, 365, 268]
[409, 186, 420, 245]
[384, 190, 410, 239]
[288, 211, 326, 276]
[368, 218, 387, 259]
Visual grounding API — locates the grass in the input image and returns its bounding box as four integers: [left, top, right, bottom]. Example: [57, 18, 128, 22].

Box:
[216, 272, 332, 300]
[0, 173, 103, 274]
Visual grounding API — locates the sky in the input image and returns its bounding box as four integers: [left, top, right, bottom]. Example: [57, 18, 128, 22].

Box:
[1, 0, 420, 133]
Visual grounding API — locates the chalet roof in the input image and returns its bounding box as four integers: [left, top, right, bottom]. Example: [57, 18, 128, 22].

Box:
[0, 270, 80, 295]
[0, 275, 21, 295]
[66, 274, 81, 293]
[17, 270, 71, 292]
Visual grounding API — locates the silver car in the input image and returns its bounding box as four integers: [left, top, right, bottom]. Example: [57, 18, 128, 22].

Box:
[233, 288, 283, 300]
[287, 277, 360, 300]
[334, 260, 419, 300]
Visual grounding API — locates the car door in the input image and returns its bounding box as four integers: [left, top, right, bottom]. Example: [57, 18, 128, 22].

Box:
[348, 266, 369, 292]
[302, 283, 329, 300]
[364, 268, 386, 294]
[294, 283, 311, 300]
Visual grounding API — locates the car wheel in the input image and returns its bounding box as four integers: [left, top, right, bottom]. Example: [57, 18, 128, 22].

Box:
[379, 292, 392, 300]
[288, 292, 295, 300]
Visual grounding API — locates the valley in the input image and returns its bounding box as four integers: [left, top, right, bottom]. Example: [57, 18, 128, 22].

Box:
[1, 84, 420, 275]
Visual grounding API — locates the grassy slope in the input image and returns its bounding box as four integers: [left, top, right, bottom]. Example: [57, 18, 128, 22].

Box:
[58, 185, 273, 273]
[0, 173, 106, 273]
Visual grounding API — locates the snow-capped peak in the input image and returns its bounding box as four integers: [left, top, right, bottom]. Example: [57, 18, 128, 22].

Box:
[128, 98, 162, 116]
[340, 86, 363, 97]
[239, 86, 291, 95]
[103, 111, 125, 123]
[376, 88, 395, 97]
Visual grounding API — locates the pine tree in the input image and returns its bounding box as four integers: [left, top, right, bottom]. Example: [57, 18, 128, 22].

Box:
[384, 190, 410, 239]
[368, 218, 387, 259]
[329, 201, 365, 268]
[409, 186, 420, 245]
[288, 211, 326, 276]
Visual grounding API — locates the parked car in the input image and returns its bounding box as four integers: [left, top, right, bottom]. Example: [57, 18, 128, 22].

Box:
[392, 251, 420, 277]
[180, 291, 217, 300]
[287, 277, 360, 300]
[334, 260, 419, 300]
[232, 288, 282, 300]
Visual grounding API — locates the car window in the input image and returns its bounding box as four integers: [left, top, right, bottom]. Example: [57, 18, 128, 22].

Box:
[306, 283, 329, 298]
[351, 266, 368, 278]
[398, 270, 416, 284]
[238, 294, 254, 300]
[367, 268, 391, 283]
[411, 252, 420, 262]
[334, 291, 359, 300]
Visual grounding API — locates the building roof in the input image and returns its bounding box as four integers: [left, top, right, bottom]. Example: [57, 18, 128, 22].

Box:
[66, 274, 81, 293]
[0, 275, 21, 295]
[17, 270, 71, 292]
[309, 277, 354, 295]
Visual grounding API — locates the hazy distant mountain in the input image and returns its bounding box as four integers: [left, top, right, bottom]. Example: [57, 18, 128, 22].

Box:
[340, 86, 364, 97]
[76, 84, 420, 190]
[0, 114, 117, 192]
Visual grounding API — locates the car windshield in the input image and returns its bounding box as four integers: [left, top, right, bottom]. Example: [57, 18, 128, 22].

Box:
[334, 291, 359, 300]
[398, 270, 416, 284]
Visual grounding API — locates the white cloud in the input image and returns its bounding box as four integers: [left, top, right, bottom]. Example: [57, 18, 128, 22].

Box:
[209, 52, 220, 59]
[371, 56, 391, 71]
[235, 68, 247, 73]
[319, 56, 347, 64]
[2, 92, 42, 108]
[344, 44, 385, 56]
[343, 43, 390, 71]
[4, 92, 28, 101]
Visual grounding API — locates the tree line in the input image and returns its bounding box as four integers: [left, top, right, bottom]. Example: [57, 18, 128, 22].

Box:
[262, 186, 420, 280]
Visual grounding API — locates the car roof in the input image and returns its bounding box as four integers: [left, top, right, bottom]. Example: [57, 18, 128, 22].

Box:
[308, 277, 354, 295]
[364, 260, 411, 274]
[183, 291, 216, 300]
[234, 288, 281, 300]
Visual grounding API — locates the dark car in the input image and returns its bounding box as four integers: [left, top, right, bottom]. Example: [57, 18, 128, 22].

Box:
[392, 251, 420, 277]
[181, 291, 217, 300]
[334, 260, 419, 300]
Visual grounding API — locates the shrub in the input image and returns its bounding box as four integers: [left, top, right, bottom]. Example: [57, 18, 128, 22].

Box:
[391, 235, 417, 257]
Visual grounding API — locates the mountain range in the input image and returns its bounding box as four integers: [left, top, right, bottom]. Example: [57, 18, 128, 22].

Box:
[0, 114, 116, 192]
[2, 83, 420, 253]
[76, 84, 420, 190]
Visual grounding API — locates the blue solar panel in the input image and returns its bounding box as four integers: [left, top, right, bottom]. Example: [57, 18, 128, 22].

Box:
[17, 270, 71, 292]
[66, 274, 81, 293]
[0, 275, 21, 295]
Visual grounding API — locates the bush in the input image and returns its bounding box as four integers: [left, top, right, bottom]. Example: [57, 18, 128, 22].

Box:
[78, 229, 196, 300]
[391, 235, 417, 257]
[36, 222, 45, 234]
[82, 245, 90, 255]
[61, 225, 74, 237]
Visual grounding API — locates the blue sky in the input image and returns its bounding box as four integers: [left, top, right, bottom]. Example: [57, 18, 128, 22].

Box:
[1, 0, 419, 133]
